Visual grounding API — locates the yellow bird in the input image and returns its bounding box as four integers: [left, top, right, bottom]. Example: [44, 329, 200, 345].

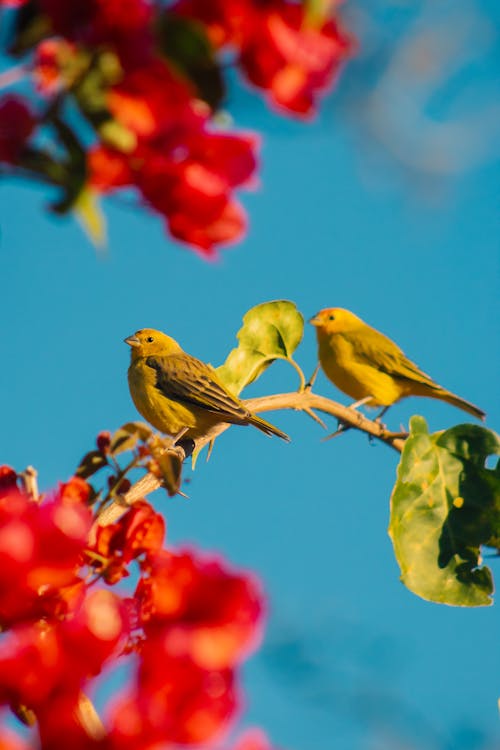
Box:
[309, 308, 485, 420]
[125, 328, 290, 442]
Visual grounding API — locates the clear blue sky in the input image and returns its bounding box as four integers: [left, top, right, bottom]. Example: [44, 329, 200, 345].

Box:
[1, 2, 499, 748]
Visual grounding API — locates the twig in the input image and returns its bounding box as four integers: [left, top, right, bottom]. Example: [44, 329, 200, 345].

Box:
[91, 390, 408, 533]
[21, 466, 40, 503]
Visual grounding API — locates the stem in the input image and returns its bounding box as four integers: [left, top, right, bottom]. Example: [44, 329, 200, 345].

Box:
[21, 466, 39, 503]
[280, 355, 306, 391]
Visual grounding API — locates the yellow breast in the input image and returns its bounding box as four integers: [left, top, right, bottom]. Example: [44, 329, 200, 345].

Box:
[318, 332, 403, 407]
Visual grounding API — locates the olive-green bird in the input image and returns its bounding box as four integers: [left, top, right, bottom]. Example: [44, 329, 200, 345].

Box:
[125, 328, 290, 441]
[309, 308, 485, 420]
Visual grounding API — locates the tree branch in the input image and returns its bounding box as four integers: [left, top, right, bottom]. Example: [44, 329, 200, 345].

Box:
[91, 390, 407, 534]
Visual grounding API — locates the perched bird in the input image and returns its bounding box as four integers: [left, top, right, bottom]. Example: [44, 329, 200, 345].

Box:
[309, 308, 485, 420]
[125, 328, 290, 441]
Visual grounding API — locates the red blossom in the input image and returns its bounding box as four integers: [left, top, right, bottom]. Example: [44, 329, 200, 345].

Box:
[59, 475, 92, 504]
[0, 485, 91, 627]
[232, 728, 276, 750]
[91, 501, 165, 582]
[0, 96, 35, 164]
[90, 127, 258, 253]
[88, 146, 133, 191]
[33, 38, 76, 96]
[109, 651, 237, 747]
[107, 59, 206, 138]
[168, 198, 246, 255]
[0, 590, 126, 715]
[239, 1, 352, 116]
[135, 549, 264, 669]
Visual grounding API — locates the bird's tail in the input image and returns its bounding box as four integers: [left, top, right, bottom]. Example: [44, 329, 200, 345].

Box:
[248, 413, 291, 441]
[434, 389, 486, 421]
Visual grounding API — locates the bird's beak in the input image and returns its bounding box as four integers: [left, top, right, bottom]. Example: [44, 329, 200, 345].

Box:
[124, 334, 140, 348]
[309, 314, 321, 327]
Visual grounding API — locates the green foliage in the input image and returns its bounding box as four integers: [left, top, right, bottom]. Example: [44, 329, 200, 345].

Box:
[389, 416, 499, 607]
[156, 13, 225, 111]
[217, 300, 304, 394]
[109, 422, 152, 455]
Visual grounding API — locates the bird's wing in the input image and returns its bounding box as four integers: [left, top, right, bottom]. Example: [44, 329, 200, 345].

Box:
[344, 330, 440, 388]
[146, 354, 250, 423]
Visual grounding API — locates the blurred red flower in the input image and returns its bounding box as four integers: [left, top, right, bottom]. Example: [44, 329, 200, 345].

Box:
[110, 652, 237, 747]
[135, 549, 264, 669]
[0, 480, 91, 626]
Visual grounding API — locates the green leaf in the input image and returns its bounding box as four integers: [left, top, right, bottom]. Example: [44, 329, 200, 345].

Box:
[217, 300, 304, 395]
[389, 416, 499, 607]
[8, 1, 51, 57]
[73, 188, 107, 249]
[76, 451, 108, 480]
[156, 13, 225, 111]
[110, 422, 152, 456]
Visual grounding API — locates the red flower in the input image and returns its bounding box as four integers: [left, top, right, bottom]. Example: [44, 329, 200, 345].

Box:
[91, 501, 165, 583]
[232, 728, 276, 750]
[107, 59, 206, 138]
[239, 1, 352, 117]
[33, 39, 77, 96]
[88, 145, 133, 191]
[168, 198, 246, 255]
[0, 96, 35, 164]
[0, 590, 126, 711]
[109, 652, 237, 747]
[90, 127, 258, 253]
[59, 475, 92, 504]
[135, 549, 264, 670]
[0, 485, 91, 627]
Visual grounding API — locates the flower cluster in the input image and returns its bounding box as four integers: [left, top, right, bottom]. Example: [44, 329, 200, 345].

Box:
[0, 465, 272, 749]
[0, 0, 351, 256]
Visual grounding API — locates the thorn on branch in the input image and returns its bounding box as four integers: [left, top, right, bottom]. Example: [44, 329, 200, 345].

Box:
[304, 406, 327, 430]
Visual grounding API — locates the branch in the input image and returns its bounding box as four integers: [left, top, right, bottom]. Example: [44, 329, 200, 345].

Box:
[90, 390, 407, 536]
[21, 466, 40, 503]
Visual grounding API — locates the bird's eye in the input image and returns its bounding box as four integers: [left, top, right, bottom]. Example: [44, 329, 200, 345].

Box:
[329, 314, 335, 321]
[147, 336, 154, 343]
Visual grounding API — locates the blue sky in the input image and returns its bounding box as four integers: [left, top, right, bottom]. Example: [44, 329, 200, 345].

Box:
[1, 2, 499, 748]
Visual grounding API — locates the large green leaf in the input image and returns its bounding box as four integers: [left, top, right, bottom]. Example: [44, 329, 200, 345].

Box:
[217, 300, 304, 395]
[389, 416, 499, 607]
